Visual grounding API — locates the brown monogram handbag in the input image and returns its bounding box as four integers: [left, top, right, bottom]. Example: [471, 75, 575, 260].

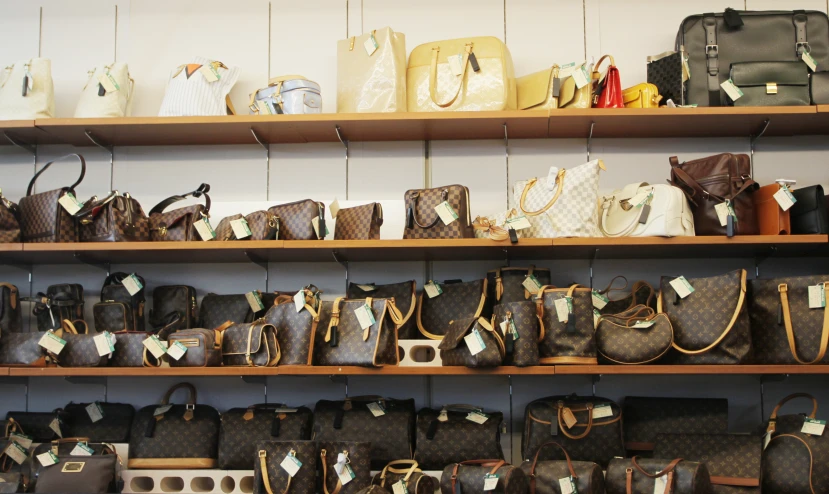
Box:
[262, 286, 321, 365]
[748, 276, 829, 364]
[414, 405, 505, 470]
[438, 316, 505, 367]
[0, 332, 47, 366]
[622, 397, 728, 454]
[487, 265, 551, 304]
[267, 199, 326, 240]
[77, 191, 149, 242]
[596, 278, 657, 315]
[440, 460, 527, 494]
[605, 457, 712, 494]
[319, 441, 372, 494]
[492, 301, 540, 367]
[167, 326, 226, 367]
[221, 404, 313, 470]
[148, 183, 211, 241]
[214, 211, 279, 241]
[0, 190, 20, 243]
[334, 202, 383, 240]
[254, 440, 318, 494]
[0, 283, 22, 333]
[111, 331, 160, 367]
[31, 439, 119, 494]
[536, 284, 598, 365]
[658, 269, 751, 364]
[221, 322, 280, 367]
[348, 281, 417, 339]
[417, 279, 487, 339]
[53, 320, 108, 367]
[19, 153, 86, 243]
[314, 297, 403, 367]
[521, 442, 605, 494]
[98, 272, 146, 332]
[371, 460, 437, 494]
[199, 292, 269, 329]
[595, 305, 673, 365]
[403, 185, 474, 239]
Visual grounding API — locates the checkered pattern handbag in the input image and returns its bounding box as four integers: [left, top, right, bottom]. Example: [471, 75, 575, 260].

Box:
[403, 185, 474, 239]
[77, 192, 149, 242]
[148, 184, 211, 241]
[0, 191, 21, 243]
[334, 202, 383, 240]
[513, 159, 605, 238]
[19, 153, 86, 243]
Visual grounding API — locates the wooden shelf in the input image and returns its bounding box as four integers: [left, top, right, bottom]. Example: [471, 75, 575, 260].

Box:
[279, 239, 553, 262]
[555, 365, 829, 375]
[0, 120, 57, 146]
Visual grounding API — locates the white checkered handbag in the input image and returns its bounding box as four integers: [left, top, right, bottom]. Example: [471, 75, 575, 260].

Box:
[513, 159, 605, 238]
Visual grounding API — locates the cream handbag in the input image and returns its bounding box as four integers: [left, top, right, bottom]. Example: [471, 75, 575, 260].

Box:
[407, 36, 516, 112]
[516, 62, 592, 110]
[599, 183, 695, 237]
[158, 57, 240, 117]
[337, 27, 407, 113]
[74, 63, 133, 118]
[513, 159, 606, 238]
[0, 58, 54, 119]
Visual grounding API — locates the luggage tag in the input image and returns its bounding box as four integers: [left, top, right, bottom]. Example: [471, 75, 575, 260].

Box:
[3, 443, 28, 465]
[9, 433, 33, 449]
[424, 280, 443, 298]
[669, 276, 695, 299]
[802, 418, 826, 436]
[714, 200, 737, 229]
[356, 284, 376, 292]
[803, 51, 818, 71]
[392, 480, 407, 494]
[809, 284, 826, 309]
[468, 52, 480, 72]
[593, 309, 600, 330]
[143, 335, 168, 359]
[591, 290, 608, 309]
[166, 341, 188, 361]
[367, 401, 386, 417]
[592, 404, 613, 419]
[464, 328, 486, 356]
[499, 316, 519, 341]
[294, 290, 306, 313]
[653, 474, 668, 494]
[97, 72, 119, 93]
[334, 453, 355, 485]
[194, 216, 216, 241]
[153, 404, 173, 417]
[720, 79, 743, 102]
[434, 201, 458, 225]
[38, 331, 66, 355]
[58, 192, 84, 215]
[94, 331, 115, 357]
[246, 291, 265, 312]
[559, 477, 578, 494]
[199, 65, 221, 82]
[49, 417, 63, 438]
[122, 273, 144, 296]
[505, 214, 530, 231]
[36, 451, 59, 467]
[561, 407, 578, 429]
[230, 218, 252, 239]
[773, 184, 797, 211]
[329, 198, 340, 219]
[522, 274, 543, 294]
[70, 442, 95, 456]
[571, 64, 590, 89]
[466, 410, 489, 424]
[86, 401, 105, 423]
[364, 33, 379, 57]
[483, 474, 498, 491]
[280, 450, 302, 477]
[355, 304, 376, 330]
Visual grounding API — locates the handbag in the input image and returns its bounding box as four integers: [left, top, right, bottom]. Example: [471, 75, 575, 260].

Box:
[403, 185, 473, 240]
[414, 405, 504, 470]
[653, 434, 761, 493]
[752, 183, 791, 235]
[150, 285, 197, 331]
[0, 190, 20, 243]
[250, 76, 321, 114]
[111, 331, 160, 367]
[522, 395, 624, 468]
[19, 153, 86, 243]
[407, 37, 516, 112]
[149, 183, 212, 241]
[29, 283, 85, 332]
[417, 279, 486, 340]
[595, 306, 673, 365]
[647, 49, 687, 105]
[440, 460, 527, 494]
[762, 393, 829, 494]
[0, 283, 22, 333]
[473, 209, 524, 241]
[605, 457, 712, 494]
[129, 382, 220, 469]
[591, 55, 623, 108]
[622, 83, 662, 108]
[199, 292, 267, 329]
[262, 286, 321, 365]
[347, 281, 416, 339]
[521, 442, 605, 494]
[597, 279, 657, 316]
[312, 396, 415, 469]
[5, 410, 68, 443]
[314, 297, 402, 367]
[267, 199, 326, 240]
[791, 185, 828, 234]
[658, 269, 751, 364]
[31, 439, 118, 494]
[254, 440, 318, 494]
[729, 61, 810, 106]
[514, 159, 605, 238]
[214, 211, 279, 241]
[622, 397, 728, 454]
[93, 301, 136, 338]
[0, 58, 54, 119]
[53, 320, 108, 367]
[516, 62, 593, 110]
[220, 404, 313, 470]
[167, 327, 225, 367]
[599, 183, 695, 237]
[492, 301, 540, 367]
[74, 63, 133, 118]
[371, 460, 437, 494]
[536, 285, 598, 365]
[100, 272, 145, 331]
[319, 441, 372, 494]
[78, 191, 149, 242]
[749, 275, 829, 364]
[62, 402, 135, 443]
[158, 57, 239, 116]
[438, 316, 505, 368]
[338, 27, 407, 113]
[0, 332, 47, 367]
[486, 266, 551, 306]
[668, 154, 759, 236]
[334, 203, 383, 240]
[222, 321, 280, 367]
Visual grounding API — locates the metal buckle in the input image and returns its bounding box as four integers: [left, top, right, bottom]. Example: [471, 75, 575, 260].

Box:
[705, 44, 719, 56]
[186, 404, 195, 411]
[797, 41, 811, 53]
[766, 83, 778, 95]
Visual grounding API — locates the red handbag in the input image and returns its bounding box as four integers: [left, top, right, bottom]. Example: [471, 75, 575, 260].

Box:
[592, 55, 624, 108]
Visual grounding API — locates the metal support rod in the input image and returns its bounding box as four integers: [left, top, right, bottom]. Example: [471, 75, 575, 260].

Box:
[749, 119, 771, 178]
[503, 248, 510, 267]
[251, 128, 271, 200]
[508, 375, 514, 464]
[241, 376, 268, 403]
[586, 122, 595, 162]
[592, 374, 601, 397]
[503, 123, 510, 210]
[73, 254, 110, 275]
[754, 246, 778, 278]
[335, 126, 349, 200]
[330, 375, 349, 396]
[332, 250, 349, 292]
[589, 248, 599, 289]
[85, 131, 114, 190]
[4, 132, 37, 157]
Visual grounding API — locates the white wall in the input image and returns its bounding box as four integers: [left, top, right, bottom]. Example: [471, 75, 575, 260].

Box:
[2, 0, 829, 468]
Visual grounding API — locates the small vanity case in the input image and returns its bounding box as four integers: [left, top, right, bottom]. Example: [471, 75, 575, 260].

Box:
[249, 76, 322, 114]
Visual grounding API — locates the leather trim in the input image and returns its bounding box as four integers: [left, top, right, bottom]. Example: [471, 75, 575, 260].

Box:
[538, 356, 598, 365]
[128, 458, 217, 469]
[709, 476, 760, 487]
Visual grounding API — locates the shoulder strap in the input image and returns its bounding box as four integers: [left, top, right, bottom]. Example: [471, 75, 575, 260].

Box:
[148, 183, 211, 215]
[778, 282, 829, 365]
[27, 154, 86, 196]
[767, 393, 818, 434]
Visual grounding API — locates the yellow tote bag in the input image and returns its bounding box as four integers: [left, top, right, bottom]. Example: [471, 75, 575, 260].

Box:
[337, 27, 407, 113]
[407, 37, 516, 112]
[516, 63, 593, 110]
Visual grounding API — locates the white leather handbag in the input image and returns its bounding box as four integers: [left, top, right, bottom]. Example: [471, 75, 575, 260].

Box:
[74, 63, 133, 118]
[158, 57, 240, 117]
[0, 58, 54, 119]
[513, 159, 605, 238]
[599, 183, 695, 237]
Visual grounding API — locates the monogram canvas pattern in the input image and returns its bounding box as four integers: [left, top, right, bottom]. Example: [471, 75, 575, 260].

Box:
[439, 317, 504, 367]
[151, 285, 197, 330]
[0, 196, 20, 243]
[313, 398, 415, 469]
[245, 210, 279, 241]
[523, 396, 624, 468]
[486, 267, 551, 305]
[0, 332, 45, 366]
[59, 334, 109, 367]
[403, 185, 473, 239]
[538, 288, 597, 364]
[32, 449, 117, 494]
[63, 402, 135, 443]
[267, 199, 323, 240]
[623, 397, 728, 452]
[595, 312, 672, 364]
[348, 281, 416, 339]
[111, 332, 154, 367]
[213, 213, 243, 241]
[372, 467, 437, 494]
[168, 329, 222, 367]
[262, 301, 316, 365]
[765, 410, 829, 493]
[0, 284, 23, 333]
[520, 458, 605, 494]
[513, 160, 602, 238]
[493, 302, 540, 367]
[606, 458, 712, 494]
[130, 404, 220, 461]
[318, 441, 372, 494]
[222, 322, 279, 367]
[199, 293, 252, 328]
[149, 204, 206, 241]
[418, 279, 485, 339]
[439, 463, 527, 494]
[313, 299, 399, 367]
[599, 282, 656, 315]
[220, 406, 312, 470]
[254, 440, 317, 494]
[334, 203, 382, 240]
[93, 302, 132, 332]
[414, 408, 504, 470]
[21, 189, 78, 243]
[660, 270, 751, 364]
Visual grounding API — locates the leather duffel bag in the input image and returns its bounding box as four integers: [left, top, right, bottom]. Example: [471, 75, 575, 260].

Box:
[31, 439, 119, 494]
[623, 397, 728, 455]
[606, 457, 712, 494]
[414, 404, 504, 470]
[220, 403, 312, 470]
[403, 185, 474, 239]
[521, 441, 605, 494]
[254, 440, 317, 494]
[440, 460, 527, 494]
[371, 460, 437, 494]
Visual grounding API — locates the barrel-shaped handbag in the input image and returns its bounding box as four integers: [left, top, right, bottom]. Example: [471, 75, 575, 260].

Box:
[417, 279, 487, 339]
[536, 285, 597, 365]
[347, 281, 417, 339]
[658, 269, 751, 364]
[53, 320, 109, 367]
[0, 332, 47, 367]
[521, 442, 605, 494]
[748, 276, 829, 364]
[440, 460, 527, 494]
[414, 405, 504, 470]
[314, 297, 402, 367]
[438, 316, 505, 368]
[371, 460, 437, 494]
[262, 287, 320, 365]
[319, 441, 372, 494]
[595, 305, 674, 365]
[605, 457, 712, 494]
[403, 185, 474, 239]
[254, 440, 318, 494]
[220, 404, 313, 470]
[522, 395, 624, 468]
[128, 383, 220, 468]
[492, 301, 540, 367]
[623, 397, 728, 454]
[62, 402, 135, 443]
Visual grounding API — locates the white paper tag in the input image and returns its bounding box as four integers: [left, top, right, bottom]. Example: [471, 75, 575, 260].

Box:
[355, 304, 376, 330]
[86, 402, 104, 423]
[36, 451, 58, 467]
[653, 474, 668, 494]
[273, 407, 298, 413]
[246, 291, 265, 312]
[505, 215, 531, 231]
[39, 331, 66, 355]
[466, 411, 489, 424]
[93, 331, 115, 357]
[424, 281, 443, 298]
[559, 62, 577, 79]
[721, 79, 744, 101]
[628, 191, 652, 207]
[632, 320, 655, 329]
[363, 34, 379, 56]
[367, 402, 386, 417]
[438, 410, 449, 422]
[121, 274, 143, 295]
[448, 54, 464, 76]
[58, 192, 83, 215]
[809, 285, 827, 309]
[555, 297, 571, 323]
[194, 217, 216, 241]
[280, 453, 302, 477]
[500, 318, 519, 340]
[143, 336, 167, 359]
[356, 284, 376, 292]
[9, 433, 32, 449]
[483, 474, 499, 491]
[802, 418, 826, 436]
[294, 290, 306, 313]
[572, 65, 590, 88]
[337, 463, 355, 485]
[464, 328, 486, 356]
[392, 480, 407, 494]
[4, 443, 28, 465]
[670, 276, 695, 299]
[593, 309, 600, 329]
[803, 51, 818, 71]
[49, 418, 62, 438]
[166, 341, 188, 360]
[714, 201, 732, 227]
[763, 431, 771, 450]
[231, 218, 252, 239]
[522, 275, 543, 294]
[559, 477, 576, 494]
[434, 201, 459, 225]
[592, 404, 613, 419]
[153, 405, 173, 417]
[311, 217, 329, 238]
[97, 73, 118, 92]
[70, 442, 95, 456]
[329, 198, 340, 218]
[773, 185, 797, 212]
[591, 290, 609, 310]
[199, 65, 220, 82]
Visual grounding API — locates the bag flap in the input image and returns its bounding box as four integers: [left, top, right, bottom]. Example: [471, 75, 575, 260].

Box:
[516, 68, 552, 110]
[151, 205, 202, 228]
[791, 185, 824, 214]
[408, 37, 505, 68]
[438, 317, 477, 350]
[731, 62, 808, 86]
[222, 323, 265, 354]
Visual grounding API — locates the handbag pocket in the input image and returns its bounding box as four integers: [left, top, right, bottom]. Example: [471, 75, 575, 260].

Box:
[730, 61, 809, 106]
[93, 301, 133, 332]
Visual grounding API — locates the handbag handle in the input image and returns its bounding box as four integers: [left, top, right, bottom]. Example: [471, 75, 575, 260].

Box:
[599, 193, 654, 237]
[320, 448, 344, 494]
[407, 189, 448, 229]
[26, 154, 86, 197]
[778, 282, 829, 364]
[558, 402, 594, 440]
[148, 183, 211, 215]
[429, 43, 473, 108]
[100, 272, 138, 300]
[258, 449, 291, 494]
[627, 456, 681, 494]
[160, 382, 197, 407]
[765, 434, 816, 494]
[592, 54, 616, 82]
[529, 442, 577, 494]
[379, 460, 420, 485]
[519, 170, 565, 216]
[767, 393, 819, 434]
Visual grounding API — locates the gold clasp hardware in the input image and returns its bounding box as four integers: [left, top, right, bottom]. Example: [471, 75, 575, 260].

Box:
[766, 82, 778, 95]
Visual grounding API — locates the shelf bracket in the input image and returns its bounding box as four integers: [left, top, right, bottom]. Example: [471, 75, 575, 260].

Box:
[335, 126, 349, 200]
[251, 128, 271, 200]
[503, 248, 510, 267]
[503, 123, 510, 211]
[85, 131, 115, 190]
[749, 118, 770, 177]
[753, 245, 778, 278]
[330, 375, 349, 397]
[241, 375, 268, 402]
[73, 253, 110, 276]
[332, 250, 349, 291]
[589, 248, 600, 289]
[244, 251, 268, 271]
[586, 121, 595, 162]
[4, 132, 37, 159]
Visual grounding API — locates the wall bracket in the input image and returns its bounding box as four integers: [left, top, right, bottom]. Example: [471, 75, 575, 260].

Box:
[586, 121, 595, 162]
[754, 245, 778, 278]
[330, 375, 349, 396]
[4, 132, 37, 158]
[85, 131, 115, 190]
[749, 118, 771, 177]
[73, 253, 110, 275]
[335, 126, 349, 200]
[332, 250, 349, 291]
[244, 251, 268, 271]
[589, 248, 600, 288]
[250, 128, 271, 200]
[591, 374, 602, 396]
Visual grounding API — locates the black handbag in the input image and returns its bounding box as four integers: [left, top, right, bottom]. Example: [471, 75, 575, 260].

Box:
[62, 402, 135, 443]
[219, 403, 313, 470]
[5, 410, 68, 443]
[31, 439, 119, 494]
[150, 285, 197, 333]
[414, 404, 504, 470]
[100, 272, 145, 332]
[791, 185, 828, 234]
[28, 284, 85, 332]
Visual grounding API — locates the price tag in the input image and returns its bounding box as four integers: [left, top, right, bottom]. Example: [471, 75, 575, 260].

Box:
[143, 336, 167, 359]
[483, 473, 499, 491]
[464, 328, 486, 356]
[199, 65, 220, 82]
[337, 463, 356, 485]
[720, 79, 743, 101]
[434, 201, 459, 225]
[329, 198, 340, 218]
[364, 34, 379, 56]
[39, 331, 66, 355]
[653, 474, 668, 494]
[9, 433, 32, 449]
[801, 418, 826, 436]
[392, 480, 407, 494]
[809, 285, 826, 309]
[37, 451, 59, 467]
[592, 404, 613, 419]
[500, 318, 519, 340]
[49, 418, 63, 438]
[559, 476, 578, 494]
[121, 273, 143, 295]
[424, 281, 443, 298]
[231, 218, 252, 239]
[559, 62, 577, 78]
[670, 276, 695, 299]
[632, 320, 655, 329]
[572, 65, 590, 88]
[194, 217, 216, 241]
[311, 217, 329, 238]
[555, 297, 572, 323]
[70, 442, 95, 456]
[86, 402, 104, 423]
[561, 407, 578, 428]
[153, 405, 173, 417]
[438, 409, 449, 422]
[466, 411, 489, 424]
[803, 51, 818, 71]
[763, 431, 771, 450]
[355, 304, 376, 330]
[166, 341, 188, 361]
[97, 73, 119, 92]
[591, 290, 609, 309]
[294, 290, 306, 313]
[58, 192, 83, 215]
[280, 452, 302, 477]
[522, 275, 543, 294]
[367, 402, 386, 417]
[3, 443, 28, 465]
[773, 185, 797, 211]
[629, 191, 652, 207]
[714, 201, 737, 227]
[448, 54, 464, 76]
[94, 331, 115, 357]
[593, 309, 600, 329]
[356, 284, 376, 292]
[505, 215, 531, 231]
[246, 291, 265, 312]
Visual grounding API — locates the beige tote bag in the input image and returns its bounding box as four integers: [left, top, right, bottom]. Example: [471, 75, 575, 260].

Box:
[337, 27, 407, 113]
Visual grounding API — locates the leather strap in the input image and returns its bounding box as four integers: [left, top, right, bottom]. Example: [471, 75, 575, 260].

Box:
[408, 189, 447, 229]
[26, 154, 86, 197]
[670, 165, 757, 208]
[778, 282, 829, 364]
[519, 170, 565, 216]
[767, 392, 818, 434]
[148, 183, 211, 216]
[794, 11, 809, 56]
[429, 43, 472, 108]
[259, 449, 290, 494]
[766, 434, 816, 494]
[379, 460, 419, 486]
[559, 402, 594, 440]
[626, 458, 678, 494]
[529, 442, 577, 494]
[703, 15, 720, 106]
[320, 449, 343, 494]
[160, 382, 197, 420]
